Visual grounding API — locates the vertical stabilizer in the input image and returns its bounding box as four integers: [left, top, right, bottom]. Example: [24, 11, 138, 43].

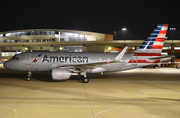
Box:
[135, 24, 168, 54]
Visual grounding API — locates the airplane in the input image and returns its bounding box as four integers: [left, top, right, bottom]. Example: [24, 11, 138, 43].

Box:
[3, 24, 171, 83]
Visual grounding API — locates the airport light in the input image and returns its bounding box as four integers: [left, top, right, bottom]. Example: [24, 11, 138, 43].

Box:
[74, 33, 78, 37]
[122, 28, 127, 42]
[170, 28, 176, 30]
[59, 47, 63, 50]
[108, 47, 112, 50]
[122, 28, 127, 31]
[25, 47, 28, 50]
[170, 27, 176, 42]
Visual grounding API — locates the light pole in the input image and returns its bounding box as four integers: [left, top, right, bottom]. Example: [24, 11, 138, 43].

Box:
[114, 31, 116, 40]
[170, 27, 176, 65]
[122, 28, 127, 44]
[170, 27, 176, 42]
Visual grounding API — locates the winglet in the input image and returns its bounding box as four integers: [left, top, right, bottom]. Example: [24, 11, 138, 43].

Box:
[114, 46, 128, 62]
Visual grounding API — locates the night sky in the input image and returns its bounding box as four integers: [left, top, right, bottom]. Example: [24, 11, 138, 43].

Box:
[0, 0, 179, 39]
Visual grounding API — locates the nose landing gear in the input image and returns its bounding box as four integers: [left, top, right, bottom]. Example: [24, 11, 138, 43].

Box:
[80, 71, 89, 83]
[27, 71, 32, 81]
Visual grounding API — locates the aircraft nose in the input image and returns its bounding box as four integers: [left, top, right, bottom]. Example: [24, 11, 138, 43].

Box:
[3, 62, 8, 69]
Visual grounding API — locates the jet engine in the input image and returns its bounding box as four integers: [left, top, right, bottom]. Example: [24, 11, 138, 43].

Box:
[51, 69, 71, 80]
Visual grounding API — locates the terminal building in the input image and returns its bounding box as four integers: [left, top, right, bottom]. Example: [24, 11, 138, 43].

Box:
[0, 29, 180, 64]
[0, 29, 113, 61]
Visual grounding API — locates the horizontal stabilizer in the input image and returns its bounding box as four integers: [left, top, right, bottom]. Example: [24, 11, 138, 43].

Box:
[147, 55, 174, 62]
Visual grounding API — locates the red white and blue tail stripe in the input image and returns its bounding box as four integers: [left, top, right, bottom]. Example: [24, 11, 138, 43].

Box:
[128, 24, 169, 64]
[135, 24, 168, 54]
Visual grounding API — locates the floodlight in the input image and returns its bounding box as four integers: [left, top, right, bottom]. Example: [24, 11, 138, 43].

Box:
[122, 28, 127, 31]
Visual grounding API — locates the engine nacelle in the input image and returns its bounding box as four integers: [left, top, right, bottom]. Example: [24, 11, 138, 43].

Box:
[52, 69, 71, 80]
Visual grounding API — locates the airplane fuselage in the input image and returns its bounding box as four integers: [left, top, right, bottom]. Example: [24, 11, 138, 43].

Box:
[4, 52, 168, 73]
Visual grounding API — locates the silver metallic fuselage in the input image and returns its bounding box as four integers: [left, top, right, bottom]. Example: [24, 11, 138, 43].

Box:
[3, 52, 170, 73]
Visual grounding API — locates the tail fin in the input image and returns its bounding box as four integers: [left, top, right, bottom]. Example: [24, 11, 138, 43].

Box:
[135, 24, 168, 54]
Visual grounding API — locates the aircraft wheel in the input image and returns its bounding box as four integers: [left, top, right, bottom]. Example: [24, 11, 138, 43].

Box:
[83, 77, 89, 83]
[27, 77, 31, 81]
[27, 71, 32, 81]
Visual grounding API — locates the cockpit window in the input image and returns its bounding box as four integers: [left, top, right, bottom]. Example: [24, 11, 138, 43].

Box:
[12, 55, 19, 60]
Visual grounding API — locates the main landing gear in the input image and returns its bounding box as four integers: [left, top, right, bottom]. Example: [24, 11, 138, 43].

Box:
[27, 71, 32, 81]
[80, 71, 89, 83]
[81, 75, 89, 83]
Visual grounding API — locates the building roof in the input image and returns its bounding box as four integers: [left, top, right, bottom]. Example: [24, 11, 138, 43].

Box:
[0, 29, 105, 35]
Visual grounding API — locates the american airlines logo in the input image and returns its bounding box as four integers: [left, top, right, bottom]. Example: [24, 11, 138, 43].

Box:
[42, 55, 88, 63]
[33, 54, 42, 62]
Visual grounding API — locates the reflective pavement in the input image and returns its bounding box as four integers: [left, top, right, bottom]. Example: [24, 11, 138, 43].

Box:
[0, 65, 180, 118]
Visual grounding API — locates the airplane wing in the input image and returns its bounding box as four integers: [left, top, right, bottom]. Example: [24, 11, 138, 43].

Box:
[50, 46, 128, 72]
[73, 46, 128, 71]
[147, 55, 174, 62]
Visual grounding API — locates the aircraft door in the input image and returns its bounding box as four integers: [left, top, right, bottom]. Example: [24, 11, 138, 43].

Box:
[25, 53, 32, 65]
[132, 54, 137, 65]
